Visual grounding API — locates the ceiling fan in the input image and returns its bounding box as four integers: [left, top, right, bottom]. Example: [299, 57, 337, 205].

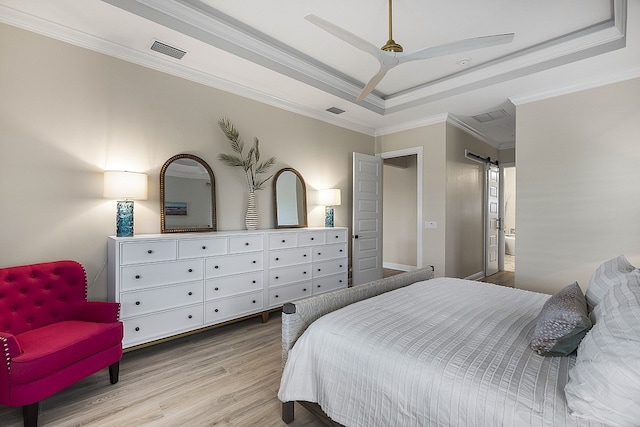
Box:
[305, 0, 515, 102]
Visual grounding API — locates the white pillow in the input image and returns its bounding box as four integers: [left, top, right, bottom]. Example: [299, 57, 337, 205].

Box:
[585, 255, 636, 314]
[565, 270, 640, 426]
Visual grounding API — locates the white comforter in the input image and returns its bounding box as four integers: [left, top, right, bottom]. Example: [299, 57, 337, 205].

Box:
[278, 278, 608, 427]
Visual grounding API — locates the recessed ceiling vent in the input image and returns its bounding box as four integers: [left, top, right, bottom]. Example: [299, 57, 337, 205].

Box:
[150, 40, 187, 60]
[326, 107, 346, 115]
[472, 109, 509, 123]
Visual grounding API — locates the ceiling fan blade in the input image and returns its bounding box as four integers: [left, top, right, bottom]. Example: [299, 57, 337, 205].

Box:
[356, 65, 392, 102]
[305, 14, 382, 59]
[399, 33, 514, 63]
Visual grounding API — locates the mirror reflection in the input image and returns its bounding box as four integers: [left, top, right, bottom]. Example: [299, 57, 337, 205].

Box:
[274, 168, 307, 228]
[160, 154, 216, 233]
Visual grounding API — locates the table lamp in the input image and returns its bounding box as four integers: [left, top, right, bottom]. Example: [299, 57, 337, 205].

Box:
[318, 188, 341, 228]
[104, 171, 148, 237]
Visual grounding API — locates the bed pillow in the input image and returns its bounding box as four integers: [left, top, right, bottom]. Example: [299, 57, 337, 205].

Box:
[530, 282, 591, 356]
[564, 271, 640, 426]
[585, 254, 636, 313]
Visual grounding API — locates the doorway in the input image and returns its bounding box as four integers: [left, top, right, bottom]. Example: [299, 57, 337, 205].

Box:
[380, 147, 423, 273]
[502, 166, 516, 272]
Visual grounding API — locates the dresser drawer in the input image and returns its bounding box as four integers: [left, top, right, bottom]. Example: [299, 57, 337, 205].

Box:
[178, 237, 227, 259]
[205, 253, 263, 278]
[229, 234, 263, 253]
[120, 240, 176, 265]
[298, 231, 326, 246]
[120, 281, 203, 318]
[313, 259, 347, 278]
[313, 243, 347, 262]
[269, 247, 311, 268]
[123, 305, 204, 348]
[267, 282, 312, 308]
[325, 229, 348, 244]
[313, 273, 348, 295]
[268, 264, 311, 287]
[205, 291, 264, 324]
[121, 260, 203, 290]
[205, 272, 263, 300]
[268, 233, 298, 250]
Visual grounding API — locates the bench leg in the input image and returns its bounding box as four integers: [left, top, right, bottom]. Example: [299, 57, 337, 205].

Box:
[282, 401, 294, 423]
[109, 361, 120, 384]
[23, 402, 39, 427]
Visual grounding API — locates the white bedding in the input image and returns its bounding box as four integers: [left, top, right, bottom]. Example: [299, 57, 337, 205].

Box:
[278, 278, 608, 427]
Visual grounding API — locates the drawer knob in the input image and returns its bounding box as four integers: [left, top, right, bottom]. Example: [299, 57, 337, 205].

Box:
[214, 309, 219, 312]
[188, 315, 193, 319]
[214, 287, 219, 291]
[252, 300, 256, 304]
[303, 288, 307, 292]
[303, 254, 307, 257]
[339, 280, 343, 283]
[135, 275, 141, 279]
[135, 301, 141, 305]
[317, 252, 321, 255]
[188, 268, 193, 272]
[275, 295, 279, 298]
[135, 327, 140, 332]
[275, 276, 279, 280]
[188, 291, 193, 296]
[252, 280, 256, 284]
[147, 250, 153, 254]
[340, 265, 343, 268]
[340, 249, 343, 252]
[317, 269, 321, 272]
[214, 265, 219, 269]
[202, 246, 207, 250]
[245, 242, 250, 246]
[282, 239, 286, 243]
[303, 271, 307, 275]
[311, 237, 314, 240]
[335, 235, 339, 239]
[317, 285, 321, 288]
[252, 260, 256, 264]
[275, 257, 279, 261]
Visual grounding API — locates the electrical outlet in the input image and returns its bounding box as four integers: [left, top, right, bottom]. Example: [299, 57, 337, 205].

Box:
[424, 221, 437, 229]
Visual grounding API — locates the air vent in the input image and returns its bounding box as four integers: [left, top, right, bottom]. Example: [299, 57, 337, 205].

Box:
[472, 109, 509, 123]
[326, 107, 346, 115]
[150, 40, 187, 60]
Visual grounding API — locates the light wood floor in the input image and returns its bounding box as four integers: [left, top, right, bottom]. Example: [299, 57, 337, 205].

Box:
[0, 313, 324, 427]
[479, 270, 515, 287]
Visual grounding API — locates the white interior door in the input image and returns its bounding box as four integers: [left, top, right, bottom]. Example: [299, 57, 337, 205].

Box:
[485, 163, 500, 276]
[352, 152, 383, 286]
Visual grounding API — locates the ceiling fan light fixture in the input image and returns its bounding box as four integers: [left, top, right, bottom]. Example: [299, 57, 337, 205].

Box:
[381, 39, 403, 53]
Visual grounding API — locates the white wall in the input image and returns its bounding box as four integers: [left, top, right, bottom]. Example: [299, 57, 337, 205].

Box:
[503, 167, 516, 235]
[515, 77, 640, 294]
[0, 23, 374, 299]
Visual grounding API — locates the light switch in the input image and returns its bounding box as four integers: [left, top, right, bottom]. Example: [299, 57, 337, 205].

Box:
[424, 221, 437, 229]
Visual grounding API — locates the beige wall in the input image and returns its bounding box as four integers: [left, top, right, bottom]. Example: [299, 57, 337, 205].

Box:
[445, 123, 499, 278]
[383, 156, 417, 268]
[0, 23, 374, 299]
[515, 77, 640, 294]
[503, 167, 516, 235]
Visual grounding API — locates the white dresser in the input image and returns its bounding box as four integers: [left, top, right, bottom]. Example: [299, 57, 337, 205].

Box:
[107, 227, 348, 349]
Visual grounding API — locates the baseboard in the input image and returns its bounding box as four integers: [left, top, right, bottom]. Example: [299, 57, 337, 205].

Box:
[465, 271, 485, 281]
[383, 262, 416, 272]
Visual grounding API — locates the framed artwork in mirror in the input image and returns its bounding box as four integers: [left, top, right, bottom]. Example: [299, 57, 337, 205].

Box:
[160, 154, 217, 233]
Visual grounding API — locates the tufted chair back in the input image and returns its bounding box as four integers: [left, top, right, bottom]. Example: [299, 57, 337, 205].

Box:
[0, 260, 88, 336]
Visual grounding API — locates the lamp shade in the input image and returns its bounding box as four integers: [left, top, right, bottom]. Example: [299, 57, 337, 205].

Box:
[103, 171, 148, 200]
[318, 188, 341, 206]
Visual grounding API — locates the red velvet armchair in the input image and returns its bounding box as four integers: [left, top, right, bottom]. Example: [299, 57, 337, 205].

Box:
[0, 260, 123, 427]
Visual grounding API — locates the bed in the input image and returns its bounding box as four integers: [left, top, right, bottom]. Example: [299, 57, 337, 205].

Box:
[278, 258, 640, 427]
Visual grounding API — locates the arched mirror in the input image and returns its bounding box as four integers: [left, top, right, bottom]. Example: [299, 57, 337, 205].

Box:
[160, 154, 216, 233]
[273, 168, 307, 228]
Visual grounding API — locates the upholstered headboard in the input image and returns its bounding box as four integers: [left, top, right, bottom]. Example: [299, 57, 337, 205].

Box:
[281, 267, 435, 366]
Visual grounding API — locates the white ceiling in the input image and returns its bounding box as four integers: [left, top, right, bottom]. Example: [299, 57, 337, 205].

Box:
[1, 0, 638, 148]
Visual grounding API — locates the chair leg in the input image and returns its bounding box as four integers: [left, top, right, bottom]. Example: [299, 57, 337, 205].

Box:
[23, 402, 39, 427]
[109, 361, 120, 384]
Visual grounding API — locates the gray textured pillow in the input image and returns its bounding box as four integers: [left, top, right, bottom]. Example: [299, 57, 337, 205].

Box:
[585, 255, 636, 313]
[530, 282, 592, 356]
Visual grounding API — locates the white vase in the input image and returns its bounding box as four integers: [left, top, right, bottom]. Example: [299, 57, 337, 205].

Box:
[245, 191, 258, 230]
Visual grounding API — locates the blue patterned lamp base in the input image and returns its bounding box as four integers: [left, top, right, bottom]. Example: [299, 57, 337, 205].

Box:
[116, 200, 134, 237]
[325, 206, 335, 228]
